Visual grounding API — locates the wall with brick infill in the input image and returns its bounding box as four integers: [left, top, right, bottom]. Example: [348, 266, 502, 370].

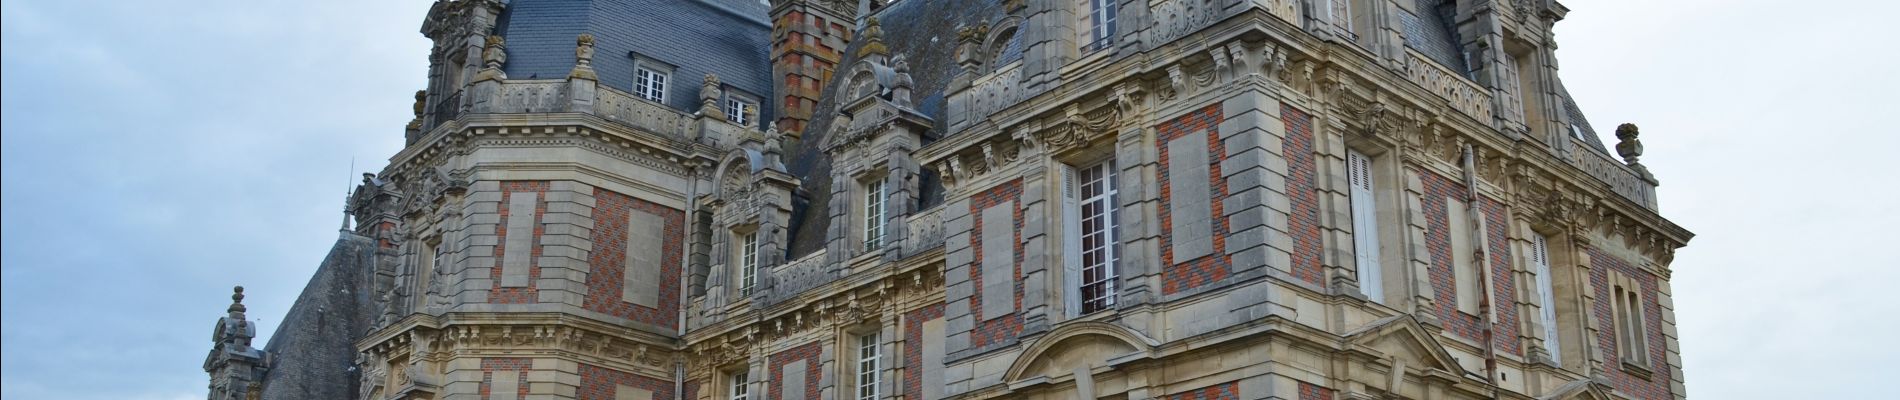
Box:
[903, 302, 945, 400]
[582, 187, 684, 329]
[1158, 105, 1232, 295]
[1417, 170, 1522, 354]
[967, 180, 1025, 349]
[1280, 105, 1326, 286]
[480, 358, 532, 400]
[1590, 247, 1673, 400]
[769, 342, 823, 400]
[577, 364, 674, 400]
[1298, 381, 1335, 400]
[490, 181, 551, 304]
[1167, 381, 1238, 400]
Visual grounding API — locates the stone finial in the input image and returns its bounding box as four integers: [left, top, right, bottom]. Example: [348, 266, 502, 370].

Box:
[474, 35, 508, 82]
[954, 23, 989, 74]
[1615, 123, 1656, 183]
[569, 34, 598, 80]
[228, 286, 247, 315]
[412, 90, 428, 118]
[857, 17, 889, 58]
[700, 73, 725, 120]
[764, 122, 785, 157]
[891, 54, 914, 107]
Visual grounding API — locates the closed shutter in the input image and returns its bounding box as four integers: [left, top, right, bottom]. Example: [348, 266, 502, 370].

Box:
[1061, 166, 1084, 318]
[1530, 232, 1559, 363]
[1347, 149, 1383, 303]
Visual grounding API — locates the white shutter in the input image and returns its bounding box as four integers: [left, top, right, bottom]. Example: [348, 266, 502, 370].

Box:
[1061, 166, 1084, 318]
[1531, 232, 1560, 363]
[1347, 150, 1383, 303]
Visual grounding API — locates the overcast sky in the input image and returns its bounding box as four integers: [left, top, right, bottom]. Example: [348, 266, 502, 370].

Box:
[2, 0, 1894, 399]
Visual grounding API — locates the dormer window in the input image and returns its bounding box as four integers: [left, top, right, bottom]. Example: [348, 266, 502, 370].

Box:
[737, 231, 759, 296]
[862, 177, 888, 252]
[726, 98, 754, 126]
[636, 66, 668, 102]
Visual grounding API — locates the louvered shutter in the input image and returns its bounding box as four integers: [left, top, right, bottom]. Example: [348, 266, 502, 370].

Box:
[1347, 150, 1383, 302]
[1061, 166, 1084, 318]
[1531, 232, 1560, 363]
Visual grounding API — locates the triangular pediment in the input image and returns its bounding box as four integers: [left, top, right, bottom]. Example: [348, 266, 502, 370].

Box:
[1341, 315, 1463, 375]
[1539, 379, 1616, 400]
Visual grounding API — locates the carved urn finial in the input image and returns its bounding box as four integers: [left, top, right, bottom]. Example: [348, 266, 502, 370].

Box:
[857, 17, 889, 58]
[700, 73, 725, 120]
[954, 24, 989, 74]
[411, 90, 427, 118]
[1614, 123, 1656, 183]
[891, 54, 914, 107]
[570, 34, 598, 80]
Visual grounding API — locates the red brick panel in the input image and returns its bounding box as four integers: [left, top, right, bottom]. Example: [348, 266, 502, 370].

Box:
[490, 181, 550, 304]
[1167, 381, 1238, 400]
[582, 187, 685, 328]
[1417, 170, 1522, 353]
[969, 180, 1025, 347]
[1589, 247, 1673, 400]
[1157, 104, 1233, 295]
[1281, 105, 1326, 286]
[480, 358, 531, 400]
[577, 363, 675, 400]
[1298, 381, 1335, 400]
[903, 303, 945, 398]
[769, 341, 823, 400]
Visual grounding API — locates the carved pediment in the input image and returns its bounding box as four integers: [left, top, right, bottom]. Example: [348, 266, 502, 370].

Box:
[1003, 322, 1158, 384]
[1341, 316, 1462, 375]
[1538, 379, 1616, 400]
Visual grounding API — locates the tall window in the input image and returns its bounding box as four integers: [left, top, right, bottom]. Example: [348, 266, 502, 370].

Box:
[863, 179, 887, 252]
[1082, 0, 1117, 52]
[1346, 150, 1383, 303]
[1528, 232, 1559, 363]
[738, 232, 758, 296]
[726, 97, 754, 126]
[1064, 160, 1119, 316]
[1610, 271, 1650, 366]
[1447, 199, 1481, 315]
[855, 332, 881, 400]
[636, 67, 668, 102]
[728, 371, 749, 400]
[1327, 0, 1354, 39]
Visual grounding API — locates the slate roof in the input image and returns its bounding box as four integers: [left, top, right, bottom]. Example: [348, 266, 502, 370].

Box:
[785, 0, 1008, 257]
[495, 0, 775, 127]
[256, 233, 379, 400]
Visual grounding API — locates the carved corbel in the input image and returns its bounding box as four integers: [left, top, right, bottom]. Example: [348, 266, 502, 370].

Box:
[1209, 47, 1233, 82]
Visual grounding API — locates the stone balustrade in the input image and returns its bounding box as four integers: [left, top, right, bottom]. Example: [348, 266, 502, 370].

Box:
[1402, 48, 1495, 124]
[1568, 142, 1658, 209]
[903, 205, 944, 258]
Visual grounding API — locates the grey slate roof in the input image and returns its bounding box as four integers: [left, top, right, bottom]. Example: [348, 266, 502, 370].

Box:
[496, 0, 775, 127]
[256, 233, 379, 400]
[785, 0, 1007, 258]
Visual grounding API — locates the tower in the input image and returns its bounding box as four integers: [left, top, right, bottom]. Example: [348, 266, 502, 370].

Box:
[768, 0, 858, 139]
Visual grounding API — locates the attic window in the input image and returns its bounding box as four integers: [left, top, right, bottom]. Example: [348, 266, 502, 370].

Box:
[1570, 124, 1586, 141]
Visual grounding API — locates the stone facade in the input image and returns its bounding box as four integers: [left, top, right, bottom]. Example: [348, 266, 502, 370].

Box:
[205, 0, 1695, 399]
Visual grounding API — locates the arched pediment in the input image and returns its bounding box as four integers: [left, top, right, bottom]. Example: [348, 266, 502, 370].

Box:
[1539, 380, 1616, 400]
[1003, 321, 1158, 383]
[714, 149, 765, 202]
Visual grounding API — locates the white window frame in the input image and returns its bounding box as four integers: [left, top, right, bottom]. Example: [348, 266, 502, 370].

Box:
[1346, 149, 1383, 303]
[636, 66, 669, 102]
[728, 370, 750, 400]
[1529, 232, 1559, 364]
[1610, 271, 1650, 366]
[1080, 0, 1117, 52]
[738, 231, 759, 296]
[726, 97, 754, 126]
[854, 332, 881, 400]
[1063, 159, 1119, 317]
[862, 178, 887, 252]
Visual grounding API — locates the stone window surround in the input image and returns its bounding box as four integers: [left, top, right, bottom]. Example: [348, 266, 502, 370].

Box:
[631, 54, 675, 103]
[725, 88, 761, 128]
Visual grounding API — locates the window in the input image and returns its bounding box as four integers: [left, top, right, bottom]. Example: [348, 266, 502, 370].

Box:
[1063, 159, 1119, 316]
[726, 97, 754, 126]
[1569, 124, 1587, 141]
[1346, 149, 1383, 303]
[1447, 199, 1481, 315]
[1529, 232, 1559, 363]
[636, 66, 668, 102]
[1610, 271, 1650, 366]
[863, 178, 887, 252]
[738, 232, 759, 296]
[728, 371, 749, 400]
[855, 332, 881, 400]
[1327, 0, 1355, 39]
[1081, 0, 1117, 52]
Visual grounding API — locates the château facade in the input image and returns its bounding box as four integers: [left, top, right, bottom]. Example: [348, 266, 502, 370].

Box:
[201, 0, 1694, 399]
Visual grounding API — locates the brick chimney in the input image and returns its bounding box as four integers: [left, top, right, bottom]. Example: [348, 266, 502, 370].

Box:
[769, 0, 859, 140]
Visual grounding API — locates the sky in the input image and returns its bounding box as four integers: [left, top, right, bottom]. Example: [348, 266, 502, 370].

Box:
[0, 0, 1894, 399]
